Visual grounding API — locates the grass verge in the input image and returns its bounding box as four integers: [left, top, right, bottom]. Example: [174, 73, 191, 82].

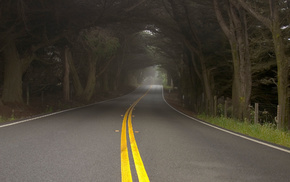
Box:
[0, 116, 15, 123]
[198, 115, 290, 148]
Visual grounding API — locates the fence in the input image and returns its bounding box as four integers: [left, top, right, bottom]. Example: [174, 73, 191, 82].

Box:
[214, 96, 282, 127]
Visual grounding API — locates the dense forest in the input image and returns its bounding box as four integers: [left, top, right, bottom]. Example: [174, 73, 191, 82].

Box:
[0, 0, 289, 129]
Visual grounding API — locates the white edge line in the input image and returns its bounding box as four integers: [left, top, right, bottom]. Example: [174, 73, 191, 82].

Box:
[161, 86, 290, 154]
[0, 89, 137, 129]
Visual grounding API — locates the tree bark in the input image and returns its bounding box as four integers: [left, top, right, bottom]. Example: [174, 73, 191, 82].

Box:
[83, 55, 97, 101]
[67, 51, 84, 98]
[1, 32, 62, 105]
[2, 41, 24, 104]
[236, 0, 289, 128]
[183, 39, 213, 114]
[200, 54, 214, 114]
[101, 72, 109, 93]
[214, 0, 252, 120]
[63, 47, 70, 102]
[272, 22, 289, 129]
[113, 60, 123, 91]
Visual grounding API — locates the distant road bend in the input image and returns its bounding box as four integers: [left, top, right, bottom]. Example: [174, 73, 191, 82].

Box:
[1, 85, 290, 182]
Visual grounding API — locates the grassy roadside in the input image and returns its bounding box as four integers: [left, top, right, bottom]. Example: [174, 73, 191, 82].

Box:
[198, 115, 290, 148]
[163, 87, 290, 149]
[0, 116, 15, 123]
[0, 86, 136, 125]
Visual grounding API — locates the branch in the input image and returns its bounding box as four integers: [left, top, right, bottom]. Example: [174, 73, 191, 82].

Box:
[162, 0, 174, 20]
[31, 33, 64, 52]
[234, 0, 272, 29]
[125, 0, 146, 12]
[182, 37, 198, 55]
[34, 55, 56, 65]
[270, 78, 277, 86]
[18, 0, 29, 31]
[96, 55, 116, 78]
[182, 39, 203, 82]
[183, 3, 201, 49]
[252, 60, 276, 73]
[213, 0, 231, 39]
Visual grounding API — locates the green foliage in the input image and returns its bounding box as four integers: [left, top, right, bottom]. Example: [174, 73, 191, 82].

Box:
[0, 110, 16, 123]
[0, 115, 16, 123]
[0, 116, 5, 123]
[198, 115, 290, 148]
[81, 28, 120, 59]
[10, 110, 15, 120]
[156, 67, 168, 86]
[46, 105, 53, 113]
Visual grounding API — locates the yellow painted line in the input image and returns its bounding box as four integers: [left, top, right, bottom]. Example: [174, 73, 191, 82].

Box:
[128, 106, 150, 182]
[121, 108, 133, 182]
[120, 87, 151, 182]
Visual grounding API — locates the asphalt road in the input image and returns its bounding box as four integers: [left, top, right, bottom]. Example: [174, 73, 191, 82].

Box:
[1, 85, 290, 182]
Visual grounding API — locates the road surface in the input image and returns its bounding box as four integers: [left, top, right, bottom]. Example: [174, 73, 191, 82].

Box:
[1, 85, 290, 182]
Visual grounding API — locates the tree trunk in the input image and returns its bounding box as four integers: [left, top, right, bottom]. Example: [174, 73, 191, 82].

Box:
[112, 71, 120, 91]
[67, 51, 84, 98]
[184, 41, 213, 114]
[230, 41, 241, 119]
[83, 56, 97, 101]
[63, 47, 70, 102]
[166, 73, 171, 87]
[231, 5, 252, 120]
[270, 0, 289, 129]
[2, 41, 23, 104]
[272, 22, 289, 129]
[230, 41, 251, 121]
[236, 0, 289, 128]
[102, 72, 109, 92]
[214, 0, 252, 120]
[114, 66, 122, 91]
[199, 54, 214, 114]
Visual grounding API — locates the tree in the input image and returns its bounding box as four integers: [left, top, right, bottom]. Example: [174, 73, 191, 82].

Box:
[0, 0, 65, 104]
[213, 0, 252, 120]
[236, 0, 289, 129]
[155, 0, 214, 113]
[68, 27, 119, 101]
[63, 46, 71, 102]
[0, 0, 148, 104]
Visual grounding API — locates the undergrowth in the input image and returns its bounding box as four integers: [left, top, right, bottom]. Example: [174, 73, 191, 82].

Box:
[0, 115, 16, 123]
[198, 115, 290, 148]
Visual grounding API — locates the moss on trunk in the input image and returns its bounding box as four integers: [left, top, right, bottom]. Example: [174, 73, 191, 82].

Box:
[2, 41, 24, 104]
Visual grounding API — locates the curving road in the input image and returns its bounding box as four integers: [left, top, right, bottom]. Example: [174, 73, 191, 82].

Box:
[0, 85, 290, 182]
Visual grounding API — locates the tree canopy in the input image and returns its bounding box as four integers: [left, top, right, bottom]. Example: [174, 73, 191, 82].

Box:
[0, 0, 289, 128]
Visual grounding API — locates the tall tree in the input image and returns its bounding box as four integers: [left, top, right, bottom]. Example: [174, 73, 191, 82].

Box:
[213, 0, 252, 120]
[0, 0, 147, 104]
[68, 27, 119, 101]
[0, 0, 65, 104]
[236, 0, 289, 129]
[161, 0, 215, 113]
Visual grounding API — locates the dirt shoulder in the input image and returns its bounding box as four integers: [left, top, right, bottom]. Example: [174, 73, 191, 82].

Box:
[1, 87, 196, 124]
[163, 88, 197, 118]
[0, 86, 135, 123]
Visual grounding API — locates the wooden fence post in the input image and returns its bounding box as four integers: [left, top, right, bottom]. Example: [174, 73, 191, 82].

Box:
[26, 85, 30, 106]
[182, 95, 185, 108]
[202, 93, 205, 112]
[276, 105, 281, 129]
[214, 96, 217, 116]
[41, 91, 44, 106]
[224, 100, 228, 118]
[254, 103, 259, 124]
[63, 46, 70, 102]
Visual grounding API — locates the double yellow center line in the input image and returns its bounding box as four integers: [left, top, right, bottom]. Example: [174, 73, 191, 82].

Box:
[121, 87, 151, 182]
